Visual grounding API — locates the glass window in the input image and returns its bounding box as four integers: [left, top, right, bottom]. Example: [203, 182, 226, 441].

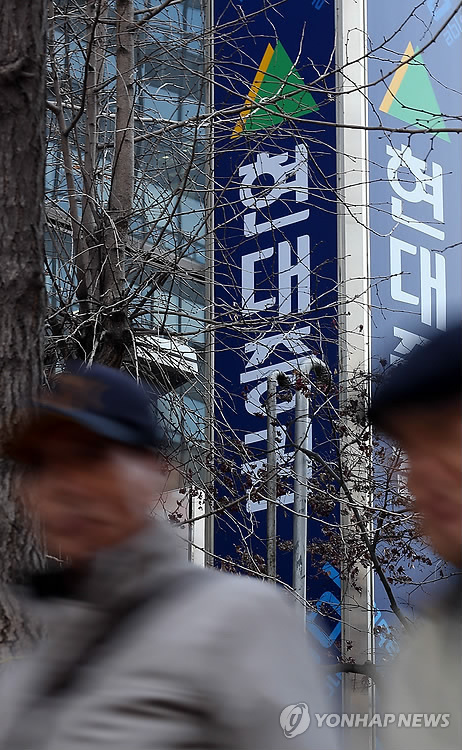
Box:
[45, 227, 76, 310]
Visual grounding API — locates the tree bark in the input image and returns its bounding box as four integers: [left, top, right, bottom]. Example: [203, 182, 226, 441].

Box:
[0, 0, 46, 659]
[98, 0, 135, 367]
[81, 0, 108, 311]
[47, 0, 89, 310]
[108, 0, 134, 271]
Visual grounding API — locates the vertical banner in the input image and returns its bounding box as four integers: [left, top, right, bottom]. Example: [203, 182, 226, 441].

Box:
[367, 0, 462, 656]
[213, 0, 340, 688]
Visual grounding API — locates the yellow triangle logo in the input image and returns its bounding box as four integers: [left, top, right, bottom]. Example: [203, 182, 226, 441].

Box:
[379, 42, 414, 115]
[379, 42, 449, 141]
[232, 44, 274, 138]
[232, 42, 318, 138]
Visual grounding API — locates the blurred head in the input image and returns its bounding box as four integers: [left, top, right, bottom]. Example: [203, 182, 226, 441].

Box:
[370, 325, 462, 567]
[385, 402, 462, 566]
[21, 423, 167, 563]
[7, 362, 168, 564]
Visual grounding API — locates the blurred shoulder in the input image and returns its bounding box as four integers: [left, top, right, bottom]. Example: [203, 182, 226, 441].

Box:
[198, 566, 288, 599]
[190, 567, 297, 628]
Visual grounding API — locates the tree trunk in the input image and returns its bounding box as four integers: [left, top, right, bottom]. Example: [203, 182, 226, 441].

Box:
[0, 0, 46, 660]
[81, 0, 108, 313]
[98, 0, 134, 367]
[47, 0, 89, 316]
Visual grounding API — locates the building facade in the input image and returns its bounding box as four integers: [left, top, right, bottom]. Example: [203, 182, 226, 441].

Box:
[45, 0, 209, 530]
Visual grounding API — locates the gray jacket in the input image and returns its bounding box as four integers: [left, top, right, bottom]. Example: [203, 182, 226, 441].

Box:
[382, 586, 462, 750]
[0, 521, 336, 750]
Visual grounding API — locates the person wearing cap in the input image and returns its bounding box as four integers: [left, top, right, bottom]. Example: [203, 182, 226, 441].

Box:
[369, 324, 462, 750]
[0, 362, 336, 750]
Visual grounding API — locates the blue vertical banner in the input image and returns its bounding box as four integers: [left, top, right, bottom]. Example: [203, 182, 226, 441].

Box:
[368, 0, 462, 365]
[213, 0, 340, 686]
[367, 0, 462, 654]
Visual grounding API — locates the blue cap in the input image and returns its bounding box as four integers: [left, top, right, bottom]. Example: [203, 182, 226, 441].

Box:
[369, 324, 462, 430]
[8, 361, 165, 461]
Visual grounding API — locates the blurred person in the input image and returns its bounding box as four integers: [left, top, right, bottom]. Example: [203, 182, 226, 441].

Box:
[369, 324, 462, 750]
[0, 362, 336, 750]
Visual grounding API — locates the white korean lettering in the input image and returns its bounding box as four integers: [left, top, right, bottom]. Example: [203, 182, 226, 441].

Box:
[239, 144, 309, 209]
[241, 247, 275, 313]
[244, 429, 268, 446]
[240, 357, 300, 384]
[391, 197, 445, 240]
[278, 235, 310, 314]
[243, 431, 294, 513]
[244, 325, 311, 369]
[390, 326, 430, 364]
[386, 144, 443, 218]
[390, 237, 419, 306]
[245, 380, 294, 416]
[237, 142, 314, 514]
[239, 144, 309, 236]
[387, 144, 444, 239]
[243, 208, 310, 237]
[420, 246, 447, 330]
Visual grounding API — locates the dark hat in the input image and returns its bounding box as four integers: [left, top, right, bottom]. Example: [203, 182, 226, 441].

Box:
[369, 324, 462, 431]
[7, 361, 165, 463]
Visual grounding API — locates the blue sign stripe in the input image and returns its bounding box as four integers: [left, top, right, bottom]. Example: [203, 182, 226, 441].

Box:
[213, 0, 340, 668]
[367, 0, 462, 656]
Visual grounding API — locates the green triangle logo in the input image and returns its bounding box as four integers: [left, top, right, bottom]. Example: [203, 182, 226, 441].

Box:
[232, 42, 318, 138]
[379, 42, 449, 142]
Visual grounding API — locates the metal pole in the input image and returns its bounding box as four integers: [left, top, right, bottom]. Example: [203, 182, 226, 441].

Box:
[293, 356, 331, 623]
[266, 372, 279, 582]
[336, 1, 374, 745]
[292, 361, 311, 621]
